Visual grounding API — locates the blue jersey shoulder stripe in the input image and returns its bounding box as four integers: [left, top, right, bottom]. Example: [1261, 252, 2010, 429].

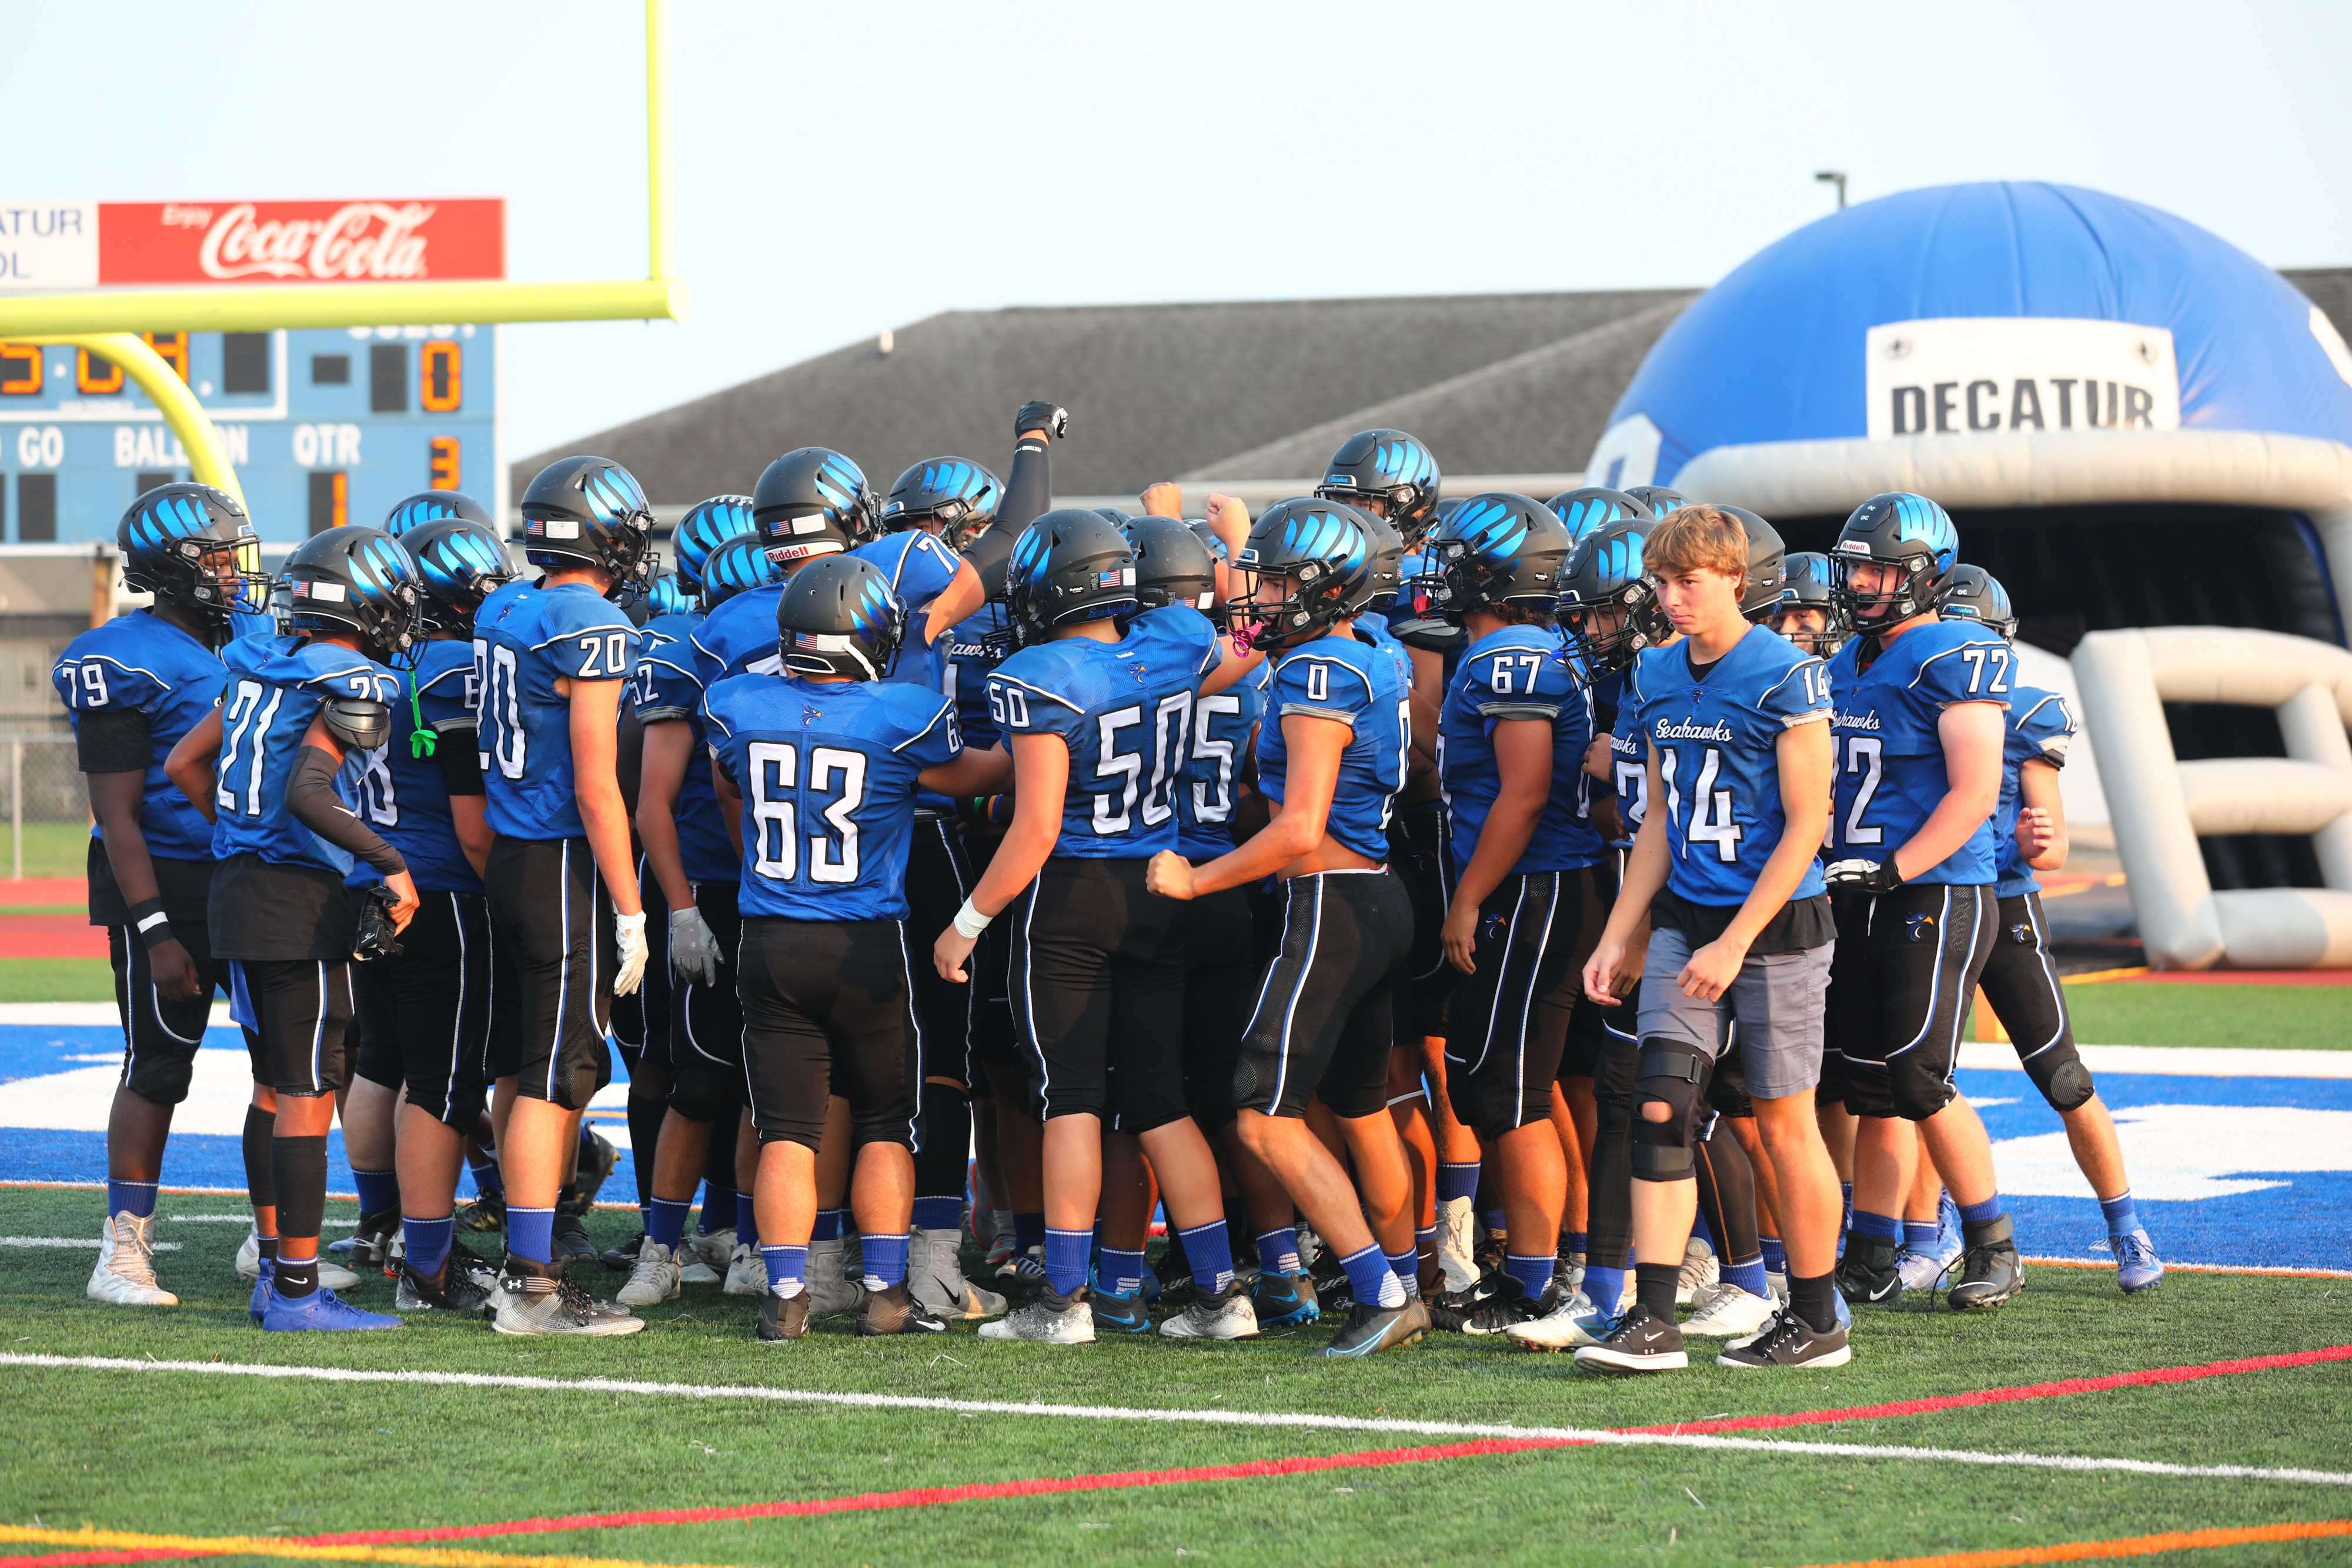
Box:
[987, 674, 1084, 710]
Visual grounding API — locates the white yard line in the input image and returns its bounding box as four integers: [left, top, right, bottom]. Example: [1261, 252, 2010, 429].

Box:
[1, 1237, 181, 1249]
[1, 1353, 2344, 1489]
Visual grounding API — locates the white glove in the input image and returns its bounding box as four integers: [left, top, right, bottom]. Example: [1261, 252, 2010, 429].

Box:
[1823, 857, 1903, 897]
[613, 911, 649, 997]
[668, 905, 723, 987]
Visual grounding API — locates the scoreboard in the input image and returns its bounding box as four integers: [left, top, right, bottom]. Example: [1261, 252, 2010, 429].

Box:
[0, 198, 505, 544]
[0, 325, 501, 545]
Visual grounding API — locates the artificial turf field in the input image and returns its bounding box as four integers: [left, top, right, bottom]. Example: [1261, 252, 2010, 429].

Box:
[3, 1186, 2349, 1568]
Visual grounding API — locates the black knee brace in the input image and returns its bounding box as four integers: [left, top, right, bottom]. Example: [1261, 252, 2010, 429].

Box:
[2028, 1047, 2097, 1113]
[1631, 1039, 1709, 1183]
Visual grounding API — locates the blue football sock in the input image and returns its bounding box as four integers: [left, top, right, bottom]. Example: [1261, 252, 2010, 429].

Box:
[1562, 1229, 1588, 1256]
[403, 1214, 455, 1278]
[1044, 1227, 1091, 1295]
[1721, 1256, 1770, 1297]
[1176, 1219, 1236, 1293]
[699, 1184, 736, 1234]
[760, 1243, 806, 1297]
[1760, 1235, 1787, 1273]
[1583, 1263, 1626, 1310]
[911, 1196, 963, 1232]
[1505, 1252, 1553, 1297]
[2099, 1190, 2141, 1235]
[507, 1205, 556, 1265]
[1100, 1246, 1147, 1296]
[1014, 1211, 1045, 1255]
[1436, 1162, 1481, 1205]
[106, 1179, 158, 1221]
[861, 1232, 908, 1288]
[1903, 1220, 1939, 1255]
[468, 1155, 504, 1199]
[1339, 1242, 1405, 1309]
[1852, 1209, 1902, 1245]
[648, 1196, 691, 1249]
[736, 1192, 759, 1248]
[1476, 1207, 1506, 1236]
[1255, 1226, 1301, 1276]
[1384, 1246, 1421, 1298]
[810, 1207, 841, 1243]
[1690, 1209, 1715, 1251]
[351, 1166, 398, 1215]
[1959, 1193, 2003, 1227]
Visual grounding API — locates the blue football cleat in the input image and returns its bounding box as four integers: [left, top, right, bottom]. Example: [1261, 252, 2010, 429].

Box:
[1249, 1268, 1321, 1328]
[2109, 1228, 2164, 1293]
[260, 1285, 403, 1332]
[1138, 1259, 1164, 1306]
[249, 1274, 272, 1325]
[1087, 1278, 1153, 1335]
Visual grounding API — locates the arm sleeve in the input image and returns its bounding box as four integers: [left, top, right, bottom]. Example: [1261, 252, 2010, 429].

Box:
[74, 708, 153, 774]
[965, 436, 1051, 595]
[286, 745, 406, 877]
[434, 721, 486, 796]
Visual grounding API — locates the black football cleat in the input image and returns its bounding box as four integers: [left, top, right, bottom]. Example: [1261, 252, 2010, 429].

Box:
[757, 1289, 812, 1342]
[1835, 1238, 1904, 1309]
[1947, 1214, 2026, 1310]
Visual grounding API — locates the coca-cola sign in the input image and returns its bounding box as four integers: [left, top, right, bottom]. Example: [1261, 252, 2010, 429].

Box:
[95, 199, 504, 286]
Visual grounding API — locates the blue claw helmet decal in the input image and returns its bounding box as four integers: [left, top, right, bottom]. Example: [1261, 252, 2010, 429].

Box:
[1830, 492, 1960, 626]
[1232, 497, 1375, 651]
[401, 517, 517, 635]
[285, 524, 425, 664]
[1004, 509, 1138, 649]
[1938, 563, 2017, 641]
[776, 554, 908, 681]
[699, 534, 790, 612]
[116, 482, 268, 630]
[673, 496, 758, 589]
[884, 457, 1004, 551]
[519, 456, 658, 598]
[382, 489, 495, 539]
[1546, 486, 1653, 544]
[645, 572, 696, 619]
[1315, 427, 1442, 544]
[753, 447, 876, 560]
[1417, 492, 1572, 623]
[1557, 519, 1669, 674]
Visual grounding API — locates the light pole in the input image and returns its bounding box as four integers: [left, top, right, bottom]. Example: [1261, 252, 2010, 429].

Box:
[1816, 170, 1849, 209]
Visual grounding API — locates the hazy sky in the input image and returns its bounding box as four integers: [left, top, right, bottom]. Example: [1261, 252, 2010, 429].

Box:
[18, 1, 2352, 457]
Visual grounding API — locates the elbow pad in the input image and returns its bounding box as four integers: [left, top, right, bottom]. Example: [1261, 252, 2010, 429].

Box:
[322, 697, 393, 754]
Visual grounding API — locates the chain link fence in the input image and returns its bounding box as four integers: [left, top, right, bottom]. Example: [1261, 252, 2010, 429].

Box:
[4, 734, 88, 881]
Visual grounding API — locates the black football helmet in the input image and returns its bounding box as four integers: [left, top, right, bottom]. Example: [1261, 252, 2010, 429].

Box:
[1418, 493, 1572, 623]
[116, 483, 266, 632]
[284, 524, 424, 664]
[776, 554, 908, 681]
[402, 516, 516, 636]
[1625, 486, 1688, 519]
[519, 457, 657, 597]
[884, 457, 1003, 551]
[1232, 499, 1374, 652]
[700, 534, 790, 612]
[752, 447, 876, 563]
[1546, 486, 1652, 544]
[1713, 505, 1789, 622]
[1315, 428, 1441, 544]
[1352, 506, 1406, 615]
[1830, 492, 1960, 628]
[1126, 517, 1218, 614]
[382, 489, 495, 538]
[1003, 510, 1138, 650]
[1558, 519, 1669, 675]
[1770, 551, 1847, 657]
[672, 496, 757, 590]
[1939, 563, 2016, 641]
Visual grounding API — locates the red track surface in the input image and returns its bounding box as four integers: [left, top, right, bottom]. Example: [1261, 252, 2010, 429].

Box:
[2112, 968, 2352, 985]
[0, 914, 104, 959]
[4, 1343, 2341, 1567]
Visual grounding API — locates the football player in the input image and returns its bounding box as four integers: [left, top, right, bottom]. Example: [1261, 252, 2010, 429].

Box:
[1820, 495, 2023, 1313]
[55, 484, 267, 1306]
[1940, 566, 2161, 1293]
[166, 526, 422, 1330]
[469, 456, 658, 1336]
[705, 556, 1012, 1340]
[1768, 551, 1847, 658]
[1147, 500, 1423, 1358]
[938, 511, 1258, 1345]
[1574, 503, 1849, 1371]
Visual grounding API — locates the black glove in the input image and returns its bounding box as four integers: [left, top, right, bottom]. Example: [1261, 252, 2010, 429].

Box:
[1823, 857, 1905, 897]
[1391, 617, 1466, 654]
[1015, 401, 1068, 440]
[353, 884, 405, 962]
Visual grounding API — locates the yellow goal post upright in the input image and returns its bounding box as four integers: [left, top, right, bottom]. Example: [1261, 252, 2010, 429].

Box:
[0, 0, 688, 516]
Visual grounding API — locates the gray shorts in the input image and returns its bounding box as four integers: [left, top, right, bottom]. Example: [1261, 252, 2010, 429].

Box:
[1633, 925, 1833, 1101]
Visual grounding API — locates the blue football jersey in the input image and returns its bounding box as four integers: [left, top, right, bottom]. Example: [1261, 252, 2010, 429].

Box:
[1625, 625, 1832, 907]
[1258, 629, 1412, 862]
[472, 580, 639, 842]
[341, 637, 485, 894]
[212, 634, 400, 873]
[1995, 686, 2074, 897]
[1437, 624, 1602, 876]
[944, 607, 1007, 753]
[635, 635, 737, 885]
[1609, 700, 1648, 848]
[690, 584, 787, 687]
[51, 609, 227, 861]
[1827, 620, 2012, 885]
[851, 531, 964, 691]
[1181, 652, 1268, 860]
[986, 606, 1219, 859]
[703, 674, 961, 921]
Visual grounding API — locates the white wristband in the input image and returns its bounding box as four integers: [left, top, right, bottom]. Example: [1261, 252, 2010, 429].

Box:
[952, 898, 993, 940]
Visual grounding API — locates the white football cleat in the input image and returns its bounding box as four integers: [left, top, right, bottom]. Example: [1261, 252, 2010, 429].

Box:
[1435, 1196, 1480, 1294]
[1504, 1288, 1618, 1352]
[1682, 1280, 1778, 1339]
[1675, 1236, 1718, 1306]
[803, 1238, 862, 1314]
[679, 1226, 731, 1285]
[1157, 1279, 1259, 1340]
[234, 1225, 359, 1289]
[615, 1237, 683, 1307]
[722, 1241, 767, 1297]
[87, 1212, 177, 1306]
[908, 1226, 1005, 1320]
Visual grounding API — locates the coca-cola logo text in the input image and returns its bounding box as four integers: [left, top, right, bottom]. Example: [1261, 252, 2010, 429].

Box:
[197, 202, 437, 282]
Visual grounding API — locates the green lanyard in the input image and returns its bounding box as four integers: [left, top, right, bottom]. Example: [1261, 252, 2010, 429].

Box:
[407, 665, 437, 759]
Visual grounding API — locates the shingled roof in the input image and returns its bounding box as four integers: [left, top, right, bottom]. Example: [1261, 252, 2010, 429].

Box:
[518, 272, 2352, 504]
